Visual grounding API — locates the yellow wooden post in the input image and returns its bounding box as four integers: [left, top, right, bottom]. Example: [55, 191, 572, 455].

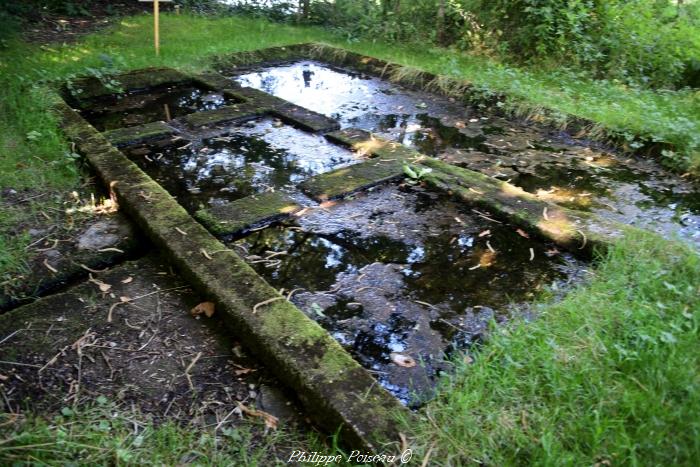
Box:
[154, 0, 160, 56]
[140, 0, 171, 56]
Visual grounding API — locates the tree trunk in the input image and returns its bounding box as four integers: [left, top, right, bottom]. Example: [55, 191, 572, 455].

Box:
[436, 0, 446, 45]
[297, 0, 310, 23]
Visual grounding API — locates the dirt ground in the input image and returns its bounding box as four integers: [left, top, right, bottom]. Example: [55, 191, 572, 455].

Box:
[0, 254, 301, 429]
[19, 1, 152, 45]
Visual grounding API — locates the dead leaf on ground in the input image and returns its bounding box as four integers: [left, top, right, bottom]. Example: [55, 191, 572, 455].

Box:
[88, 274, 111, 293]
[478, 229, 491, 237]
[515, 228, 530, 239]
[190, 301, 215, 318]
[121, 277, 134, 284]
[390, 353, 417, 368]
[234, 367, 256, 376]
[236, 402, 279, 430]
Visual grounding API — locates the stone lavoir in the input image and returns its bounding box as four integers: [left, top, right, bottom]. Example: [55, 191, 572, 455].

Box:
[50, 42, 680, 450]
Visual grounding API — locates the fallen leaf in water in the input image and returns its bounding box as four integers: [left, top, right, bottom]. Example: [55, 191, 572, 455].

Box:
[515, 228, 530, 238]
[479, 250, 497, 267]
[191, 301, 215, 318]
[236, 402, 278, 430]
[121, 277, 133, 284]
[391, 353, 417, 368]
[319, 200, 337, 209]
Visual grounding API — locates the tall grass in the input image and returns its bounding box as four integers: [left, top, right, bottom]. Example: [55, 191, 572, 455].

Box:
[407, 230, 700, 465]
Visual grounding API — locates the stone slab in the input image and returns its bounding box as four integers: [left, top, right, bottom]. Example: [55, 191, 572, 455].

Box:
[196, 192, 301, 236]
[180, 102, 269, 129]
[103, 121, 176, 147]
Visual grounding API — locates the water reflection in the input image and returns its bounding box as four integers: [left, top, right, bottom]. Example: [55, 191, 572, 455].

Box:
[81, 85, 233, 131]
[123, 118, 359, 212]
[233, 61, 700, 246]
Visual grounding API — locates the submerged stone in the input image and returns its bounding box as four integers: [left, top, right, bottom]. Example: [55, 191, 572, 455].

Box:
[196, 191, 301, 236]
[235, 184, 585, 404]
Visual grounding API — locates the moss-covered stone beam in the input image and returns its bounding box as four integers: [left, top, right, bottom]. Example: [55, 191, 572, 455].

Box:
[69, 67, 193, 104]
[179, 102, 269, 129]
[326, 129, 625, 256]
[195, 192, 300, 236]
[103, 121, 177, 147]
[300, 159, 405, 201]
[227, 84, 340, 133]
[56, 101, 409, 452]
[298, 128, 421, 201]
[420, 158, 624, 256]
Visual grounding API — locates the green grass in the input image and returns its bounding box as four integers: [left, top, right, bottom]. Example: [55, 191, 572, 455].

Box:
[406, 230, 700, 465]
[0, 399, 330, 465]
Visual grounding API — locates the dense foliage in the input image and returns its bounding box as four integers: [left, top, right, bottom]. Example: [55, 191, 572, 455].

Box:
[224, 0, 700, 89]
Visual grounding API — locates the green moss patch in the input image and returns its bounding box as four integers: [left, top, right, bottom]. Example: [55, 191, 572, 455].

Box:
[300, 160, 405, 201]
[69, 67, 192, 104]
[195, 192, 300, 236]
[103, 121, 176, 147]
[418, 157, 626, 256]
[180, 102, 269, 128]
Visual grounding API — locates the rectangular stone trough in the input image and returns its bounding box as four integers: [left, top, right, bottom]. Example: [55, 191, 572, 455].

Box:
[54, 49, 631, 451]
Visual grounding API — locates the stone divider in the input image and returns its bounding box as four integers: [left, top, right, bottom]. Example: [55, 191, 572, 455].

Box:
[323, 129, 626, 257]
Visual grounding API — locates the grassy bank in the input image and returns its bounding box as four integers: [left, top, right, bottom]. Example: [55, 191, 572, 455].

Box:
[407, 230, 700, 465]
[0, 400, 327, 465]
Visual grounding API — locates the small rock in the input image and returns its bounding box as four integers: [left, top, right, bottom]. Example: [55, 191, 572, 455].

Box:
[77, 217, 132, 251]
[28, 228, 47, 238]
[258, 385, 296, 422]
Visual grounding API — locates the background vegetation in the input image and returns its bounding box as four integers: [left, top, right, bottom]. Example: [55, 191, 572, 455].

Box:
[221, 0, 700, 90]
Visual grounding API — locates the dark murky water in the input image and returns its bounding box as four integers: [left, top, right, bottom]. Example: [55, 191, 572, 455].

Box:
[122, 118, 359, 212]
[233, 61, 700, 246]
[80, 84, 235, 131]
[233, 185, 584, 405]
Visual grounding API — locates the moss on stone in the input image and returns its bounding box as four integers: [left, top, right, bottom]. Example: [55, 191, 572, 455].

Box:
[103, 121, 176, 147]
[180, 102, 268, 128]
[418, 157, 626, 256]
[195, 192, 300, 236]
[300, 160, 405, 201]
[190, 71, 235, 91]
[258, 300, 329, 347]
[70, 67, 192, 103]
[272, 104, 340, 133]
